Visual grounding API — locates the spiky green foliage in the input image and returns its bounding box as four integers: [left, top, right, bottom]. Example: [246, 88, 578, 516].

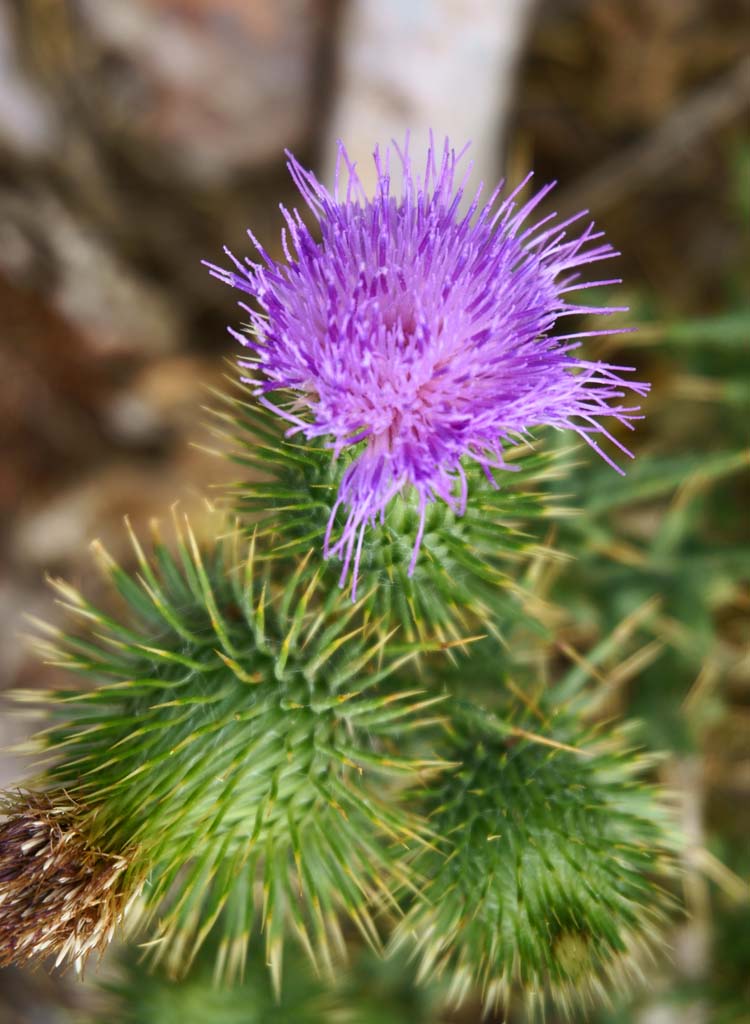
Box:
[91, 930, 447, 1024]
[93, 935, 341, 1024]
[209, 381, 571, 642]
[26, 516, 443, 984]
[391, 697, 679, 1018]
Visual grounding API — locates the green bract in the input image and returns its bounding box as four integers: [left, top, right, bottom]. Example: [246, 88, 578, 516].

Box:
[210, 381, 571, 643]
[26, 516, 442, 983]
[392, 700, 679, 1017]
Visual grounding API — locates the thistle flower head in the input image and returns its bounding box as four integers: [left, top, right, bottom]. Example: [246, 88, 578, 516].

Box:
[0, 792, 135, 972]
[390, 706, 678, 1017]
[207, 137, 649, 594]
[24, 516, 439, 984]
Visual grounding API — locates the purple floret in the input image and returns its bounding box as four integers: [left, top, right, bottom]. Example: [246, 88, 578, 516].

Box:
[206, 138, 649, 596]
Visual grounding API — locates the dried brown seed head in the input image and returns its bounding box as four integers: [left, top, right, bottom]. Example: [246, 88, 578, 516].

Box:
[0, 792, 137, 972]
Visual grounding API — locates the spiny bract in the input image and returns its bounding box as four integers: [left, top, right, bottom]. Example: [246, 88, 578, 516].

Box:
[211, 380, 570, 642]
[391, 702, 678, 1017]
[24, 515, 441, 984]
[207, 137, 649, 595]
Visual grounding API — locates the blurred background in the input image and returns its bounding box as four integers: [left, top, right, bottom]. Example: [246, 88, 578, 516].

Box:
[0, 0, 748, 1021]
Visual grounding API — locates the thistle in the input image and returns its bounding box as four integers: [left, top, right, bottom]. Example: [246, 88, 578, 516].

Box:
[2, 132, 683, 1022]
[391, 698, 679, 1017]
[15, 515, 441, 984]
[206, 137, 649, 595]
[0, 791, 136, 971]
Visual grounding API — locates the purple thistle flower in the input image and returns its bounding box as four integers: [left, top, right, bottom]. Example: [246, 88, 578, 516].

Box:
[207, 139, 649, 596]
